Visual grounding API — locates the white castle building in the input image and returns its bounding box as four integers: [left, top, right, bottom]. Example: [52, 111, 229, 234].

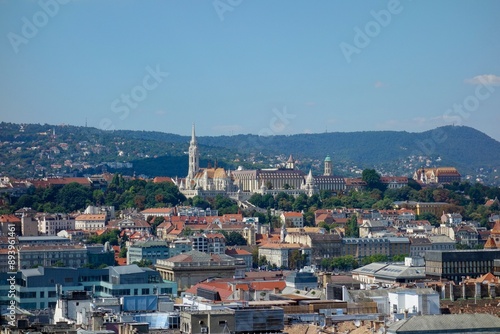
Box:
[174, 125, 346, 199]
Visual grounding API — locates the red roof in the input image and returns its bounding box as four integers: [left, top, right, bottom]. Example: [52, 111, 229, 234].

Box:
[31, 177, 90, 188]
[283, 212, 303, 218]
[153, 177, 174, 184]
[141, 207, 175, 214]
[0, 214, 21, 223]
[225, 248, 252, 256]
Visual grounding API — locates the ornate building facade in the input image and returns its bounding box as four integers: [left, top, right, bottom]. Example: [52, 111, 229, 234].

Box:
[175, 125, 358, 199]
[413, 167, 461, 185]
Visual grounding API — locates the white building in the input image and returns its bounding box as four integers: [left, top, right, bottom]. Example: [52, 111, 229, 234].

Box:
[37, 213, 75, 236]
[280, 212, 304, 228]
[258, 243, 311, 268]
[388, 289, 440, 319]
[440, 212, 463, 225]
[75, 214, 106, 231]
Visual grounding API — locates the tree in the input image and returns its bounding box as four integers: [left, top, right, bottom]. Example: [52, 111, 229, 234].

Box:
[252, 248, 259, 268]
[56, 182, 92, 212]
[53, 260, 65, 267]
[258, 255, 268, 267]
[151, 216, 165, 236]
[345, 215, 359, 237]
[372, 198, 394, 210]
[318, 221, 331, 232]
[192, 196, 210, 209]
[118, 246, 127, 258]
[330, 255, 358, 271]
[361, 254, 388, 265]
[292, 194, 308, 211]
[248, 193, 263, 207]
[289, 250, 306, 270]
[225, 231, 247, 246]
[392, 254, 408, 261]
[133, 259, 152, 267]
[407, 178, 422, 191]
[181, 227, 193, 237]
[362, 169, 386, 192]
[417, 212, 439, 227]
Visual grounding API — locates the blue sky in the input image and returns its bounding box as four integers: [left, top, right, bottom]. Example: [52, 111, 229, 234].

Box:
[1, 0, 499, 140]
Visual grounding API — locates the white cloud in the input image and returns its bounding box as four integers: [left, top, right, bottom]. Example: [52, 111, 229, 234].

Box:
[374, 81, 384, 88]
[464, 74, 500, 86]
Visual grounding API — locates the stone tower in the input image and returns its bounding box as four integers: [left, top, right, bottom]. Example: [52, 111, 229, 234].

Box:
[324, 155, 332, 176]
[187, 124, 200, 184]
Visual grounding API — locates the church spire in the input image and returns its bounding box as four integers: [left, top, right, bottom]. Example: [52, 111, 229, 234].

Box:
[280, 220, 287, 243]
[190, 123, 197, 145]
[187, 124, 199, 182]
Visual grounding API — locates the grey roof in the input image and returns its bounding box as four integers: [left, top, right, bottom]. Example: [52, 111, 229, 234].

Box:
[350, 288, 437, 302]
[375, 265, 426, 280]
[21, 267, 44, 277]
[18, 236, 70, 242]
[130, 241, 169, 248]
[164, 249, 237, 263]
[352, 262, 388, 274]
[427, 235, 455, 243]
[353, 262, 426, 280]
[387, 313, 500, 333]
[109, 264, 144, 275]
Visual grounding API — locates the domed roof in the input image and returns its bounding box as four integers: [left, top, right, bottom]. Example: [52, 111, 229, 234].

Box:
[324, 155, 331, 162]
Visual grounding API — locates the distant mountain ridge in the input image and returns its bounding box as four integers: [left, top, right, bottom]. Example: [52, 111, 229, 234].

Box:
[1, 122, 499, 184]
[116, 125, 500, 170]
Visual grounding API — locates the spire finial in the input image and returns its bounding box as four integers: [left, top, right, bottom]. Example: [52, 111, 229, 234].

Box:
[190, 123, 197, 144]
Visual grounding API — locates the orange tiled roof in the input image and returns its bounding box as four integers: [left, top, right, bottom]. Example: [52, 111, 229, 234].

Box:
[153, 177, 174, 184]
[259, 242, 308, 249]
[204, 233, 225, 239]
[491, 220, 500, 234]
[0, 214, 21, 223]
[225, 248, 252, 256]
[31, 177, 90, 188]
[75, 214, 106, 221]
[251, 281, 286, 291]
[115, 258, 127, 266]
[222, 214, 243, 222]
[282, 212, 303, 218]
[141, 207, 175, 214]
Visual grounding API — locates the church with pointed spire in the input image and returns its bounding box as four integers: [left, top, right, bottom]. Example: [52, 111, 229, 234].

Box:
[177, 125, 347, 199]
[181, 124, 233, 193]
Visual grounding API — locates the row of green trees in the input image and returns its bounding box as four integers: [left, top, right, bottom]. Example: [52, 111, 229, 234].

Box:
[3, 174, 242, 215]
[246, 170, 500, 228]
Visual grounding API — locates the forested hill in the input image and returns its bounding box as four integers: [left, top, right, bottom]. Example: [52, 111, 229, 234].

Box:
[113, 125, 499, 164]
[199, 125, 500, 168]
[117, 125, 500, 183]
[1, 122, 499, 184]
